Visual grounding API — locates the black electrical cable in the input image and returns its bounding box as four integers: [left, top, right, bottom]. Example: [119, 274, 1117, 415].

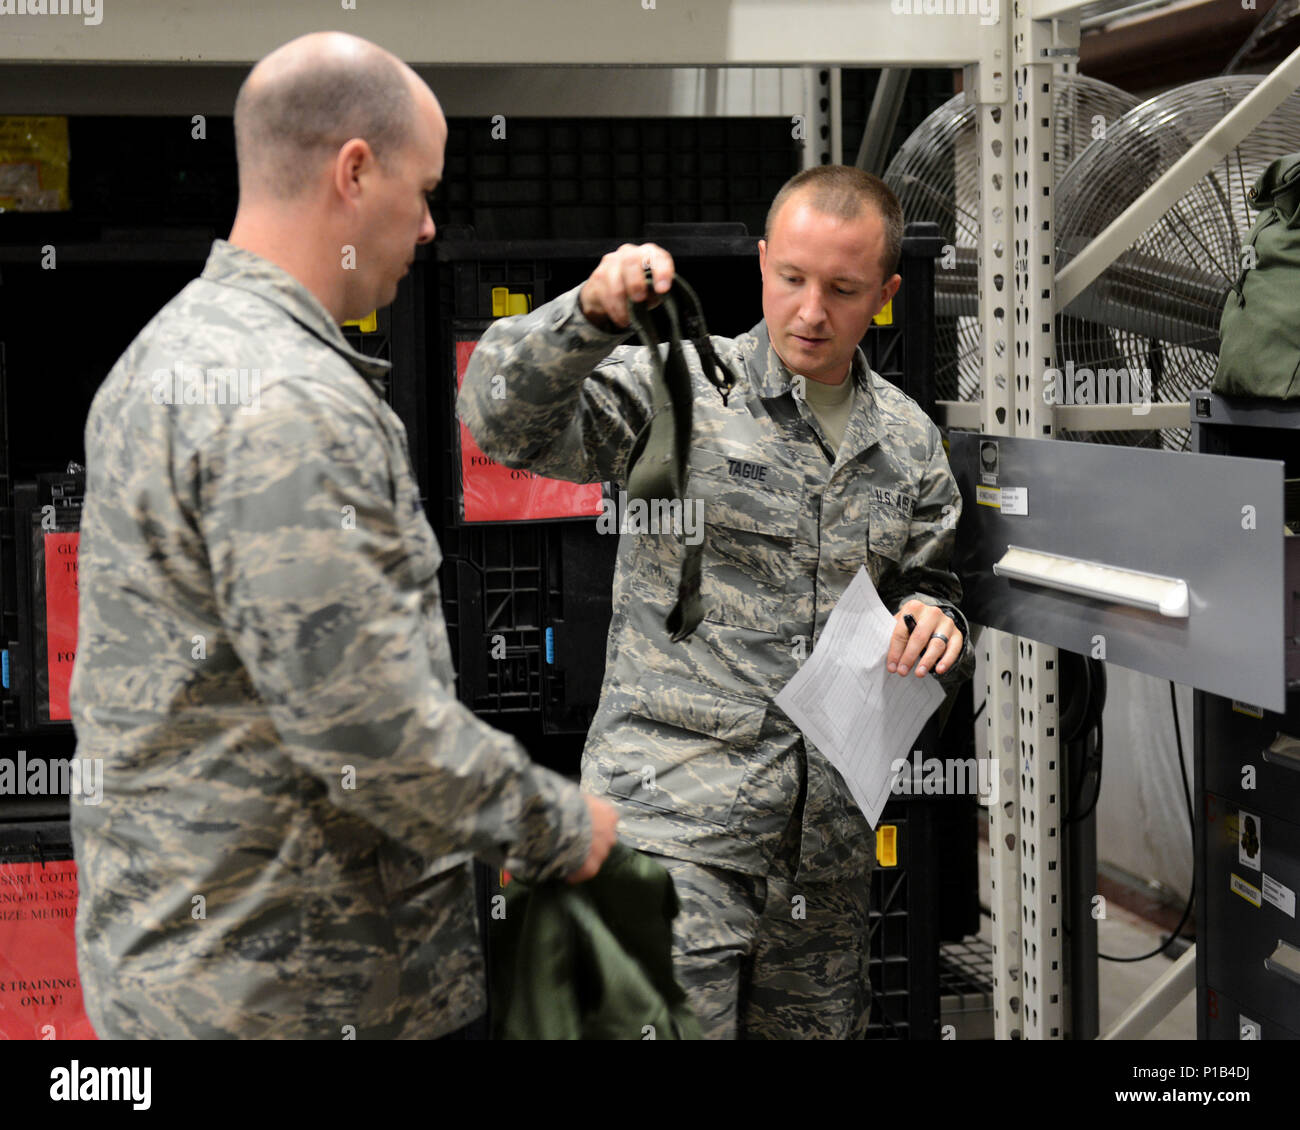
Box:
[1064, 657, 1105, 824]
[1066, 725, 1104, 823]
[1174, 682, 1195, 840]
[1099, 682, 1195, 963]
[1100, 889, 1195, 964]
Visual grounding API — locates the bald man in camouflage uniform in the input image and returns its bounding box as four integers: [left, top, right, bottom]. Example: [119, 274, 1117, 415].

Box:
[460, 166, 975, 1039]
[68, 32, 615, 1040]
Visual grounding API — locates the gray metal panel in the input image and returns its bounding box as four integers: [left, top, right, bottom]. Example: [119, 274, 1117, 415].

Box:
[950, 433, 1289, 711]
[0, 0, 991, 66]
[0, 63, 806, 118]
[1201, 691, 1300, 824]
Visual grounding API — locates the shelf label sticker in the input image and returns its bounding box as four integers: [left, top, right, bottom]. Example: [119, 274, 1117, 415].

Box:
[1232, 701, 1264, 719]
[1237, 808, 1262, 871]
[1262, 873, 1296, 918]
[455, 339, 604, 522]
[976, 485, 1001, 509]
[1230, 872, 1262, 908]
[44, 531, 79, 722]
[1000, 486, 1028, 516]
[0, 859, 96, 1039]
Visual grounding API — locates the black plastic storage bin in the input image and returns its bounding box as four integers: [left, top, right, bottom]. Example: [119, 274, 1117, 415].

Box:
[864, 221, 945, 417]
[438, 521, 619, 745]
[0, 807, 73, 865]
[435, 118, 798, 243]
[867, 799, 941, 1039]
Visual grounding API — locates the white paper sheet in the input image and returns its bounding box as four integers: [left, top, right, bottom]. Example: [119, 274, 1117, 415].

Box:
[774, 566, 947, 828]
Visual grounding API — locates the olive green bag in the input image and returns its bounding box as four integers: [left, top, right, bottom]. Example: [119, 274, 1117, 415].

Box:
[1213, 150, 1300, 399]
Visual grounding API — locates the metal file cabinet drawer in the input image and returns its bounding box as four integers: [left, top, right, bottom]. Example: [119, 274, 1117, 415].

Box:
[1203, 793, 1300, 1032]
[949, 433, 1297, 712]
[1200, 691, 1300, 824]
[1203, 984, 1300, 1040]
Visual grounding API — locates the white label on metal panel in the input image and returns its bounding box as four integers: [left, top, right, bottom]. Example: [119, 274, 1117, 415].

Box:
[1000, 487, 1028, 516]
[1238, 809, 1262, 871]
[1231, 873, 1262, 908]
[1262, 873, 1296, 918]
[976, 485, 1001, 509]
[1232, 701, 1265, 718]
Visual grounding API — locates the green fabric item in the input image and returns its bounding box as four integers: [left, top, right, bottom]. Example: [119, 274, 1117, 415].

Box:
[1213, 149, 1300, 399]
[489, 843, 703, 1040]
[624, 273, 738, 642]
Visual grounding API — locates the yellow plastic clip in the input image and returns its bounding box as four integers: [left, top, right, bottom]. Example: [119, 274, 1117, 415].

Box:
[872, 299, 893, 327]
[876, 824, 898, 867]
[492, 288, 533, 318]
[342, 310, 378, 333]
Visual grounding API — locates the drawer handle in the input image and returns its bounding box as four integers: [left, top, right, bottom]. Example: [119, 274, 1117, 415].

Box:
[1264, 940, 1300, 987]
[1262, 732, 1300, 774]
[993, 546, 1189, 618]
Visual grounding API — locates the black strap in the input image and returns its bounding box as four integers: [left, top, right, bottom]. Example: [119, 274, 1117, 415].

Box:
[624, 272, 738, 641]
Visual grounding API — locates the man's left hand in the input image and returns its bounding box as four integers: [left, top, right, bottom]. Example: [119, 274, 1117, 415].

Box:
[888, 600, 962, 678]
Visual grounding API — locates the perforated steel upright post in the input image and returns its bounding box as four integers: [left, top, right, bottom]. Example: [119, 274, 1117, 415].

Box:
[969, 12, 1024, 1041]
[1010, 0, 1065, 1040]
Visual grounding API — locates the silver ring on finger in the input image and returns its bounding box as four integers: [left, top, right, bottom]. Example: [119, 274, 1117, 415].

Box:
[932, 633, 949, 646]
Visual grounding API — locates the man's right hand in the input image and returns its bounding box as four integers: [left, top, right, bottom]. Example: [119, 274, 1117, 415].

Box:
[566, 794, 620, 883]
[578, 242, 676, 331]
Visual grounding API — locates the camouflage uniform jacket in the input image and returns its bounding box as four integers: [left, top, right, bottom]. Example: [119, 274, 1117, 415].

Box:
[459, 285, 975, 882]
[69, 240, 591, 1039]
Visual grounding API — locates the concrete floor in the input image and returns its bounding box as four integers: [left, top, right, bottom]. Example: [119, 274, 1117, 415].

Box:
[975, 840, 1196, 1039]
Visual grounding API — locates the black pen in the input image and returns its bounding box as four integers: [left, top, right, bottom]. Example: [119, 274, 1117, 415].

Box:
[901, 614, 928, 676]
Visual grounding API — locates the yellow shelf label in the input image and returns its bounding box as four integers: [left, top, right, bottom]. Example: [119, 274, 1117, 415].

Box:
[492, 288, 533, 318]
[877, 825, 898, 867]
[342, 310, 378, 333]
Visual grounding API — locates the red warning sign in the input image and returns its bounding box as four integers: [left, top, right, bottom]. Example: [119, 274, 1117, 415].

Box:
[456, 339, 604, 522]
[0, 859, 96, 1039]
[43, 531, 79, 722]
